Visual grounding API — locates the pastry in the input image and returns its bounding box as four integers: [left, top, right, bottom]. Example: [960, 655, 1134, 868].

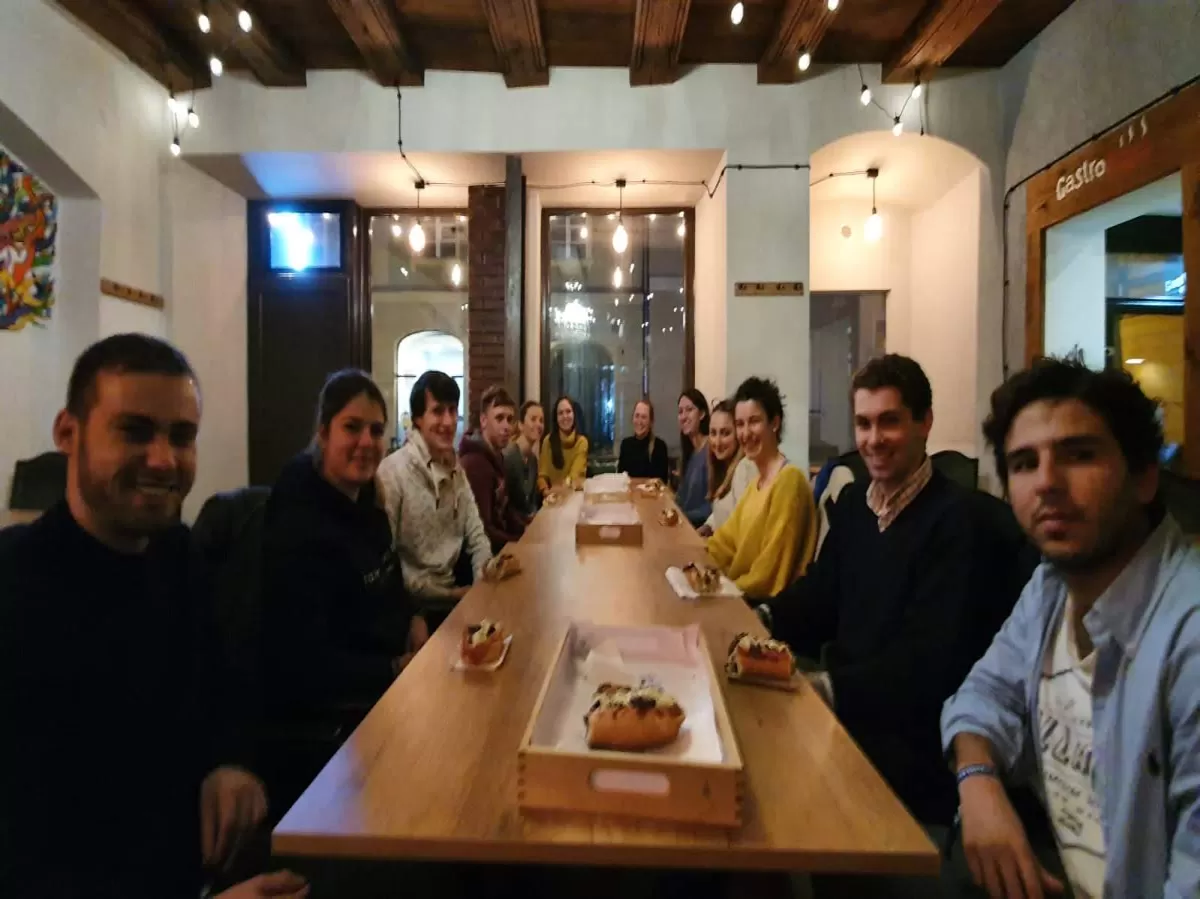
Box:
[659, 507, 680, 526]
[483, 550, 521, 582]
[544, 491, 562, 507]
[725, 632, 795, 681]
[460, 620, 507, 666]
[584, 682, 685, 751]
[682, 562, 722, 595]
[638, 479, 665, 496]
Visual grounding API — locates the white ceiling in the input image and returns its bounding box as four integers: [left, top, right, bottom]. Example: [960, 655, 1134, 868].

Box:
[809, 130, 984, 209]
[189, 149, 724, 208]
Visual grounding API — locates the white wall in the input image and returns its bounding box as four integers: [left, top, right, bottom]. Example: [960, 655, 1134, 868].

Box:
[1044, 228, 1107, 367]
[809, 199, 913, 355]
[0, 1, 248, 516]
[911, 169, 983, 456]
[693, 153, 727, 404]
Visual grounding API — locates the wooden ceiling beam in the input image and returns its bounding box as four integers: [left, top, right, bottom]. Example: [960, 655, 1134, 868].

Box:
[326, 0, 423, 87]
[56, 0, 211, 92]
[205, 0, 306, 87]
[480, 0, 549, 88]
[630, 0, 692, 87]
[758, 0, 837, 85]
[881, 0, 1003, 83]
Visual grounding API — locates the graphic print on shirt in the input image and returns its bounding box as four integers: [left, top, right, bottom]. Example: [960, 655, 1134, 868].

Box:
[1038, 613, 1106, 899]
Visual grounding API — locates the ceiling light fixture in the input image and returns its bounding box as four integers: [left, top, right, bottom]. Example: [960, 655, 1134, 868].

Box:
[730, 2, 744, 25]
[170, 137, 182, 157]
[198, 12, 211, 33]
[911, 77, 923, 99]
[167, 93, 180, 114]
[859, 83, 871, 106]
[209, 56, 224, 77]
[613, 267, 623, 288]
[188, 107, 199, 129]
[827, 0, 840, 10]
[612, 179, 629, 254]
[892, 116, 903, 137]
[409, 180, 427, 253]
[391, 222, 402, 238]
[450, 263, 462, 287]
[677, 221, 686, 237]
[579, 225, 589, 239]
[237, 9, 252, 32]
[798, 50, 812, 71]
[864, 168, 882, 242]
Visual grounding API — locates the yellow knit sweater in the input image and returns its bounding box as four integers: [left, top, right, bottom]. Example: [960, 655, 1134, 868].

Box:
[707, 464, 817, 596]
[538, 431, 589, 490]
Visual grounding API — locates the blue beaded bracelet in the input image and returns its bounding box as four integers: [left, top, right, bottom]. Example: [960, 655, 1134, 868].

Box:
[955, 763, 998, 785]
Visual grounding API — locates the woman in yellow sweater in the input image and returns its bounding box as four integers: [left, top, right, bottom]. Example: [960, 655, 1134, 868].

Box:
[708, 377, 817, 596]
[538, 395, 589, 493]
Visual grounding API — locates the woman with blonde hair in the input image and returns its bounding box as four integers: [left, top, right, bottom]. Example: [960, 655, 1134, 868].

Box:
[617, 398, 670, 481]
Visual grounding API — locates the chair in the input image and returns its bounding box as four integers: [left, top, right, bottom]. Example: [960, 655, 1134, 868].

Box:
[835, 448, 869, 482]
[1161, 470, 1200, 536]
[932, 450, 979, 490]
[9, 451, 67, 511]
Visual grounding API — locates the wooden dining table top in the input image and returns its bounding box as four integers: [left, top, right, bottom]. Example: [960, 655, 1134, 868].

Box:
[273, 488, 937, 875]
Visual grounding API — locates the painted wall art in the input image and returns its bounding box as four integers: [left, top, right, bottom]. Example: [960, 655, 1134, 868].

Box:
[0, 149, 57, 331]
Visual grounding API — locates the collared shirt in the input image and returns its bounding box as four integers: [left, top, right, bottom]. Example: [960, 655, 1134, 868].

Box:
[866, 455, 932, 531]
[942, 518, 1200, 897]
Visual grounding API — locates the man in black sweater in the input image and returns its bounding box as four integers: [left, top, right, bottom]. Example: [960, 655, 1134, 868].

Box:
[0, 334, 306, 899]
[758, 355, 1035, 829]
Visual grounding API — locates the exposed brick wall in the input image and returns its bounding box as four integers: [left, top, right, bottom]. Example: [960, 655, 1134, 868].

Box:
[467, 184, 508, 423]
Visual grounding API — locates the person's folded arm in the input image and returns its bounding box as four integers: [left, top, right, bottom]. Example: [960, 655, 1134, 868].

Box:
[939, 569, 1049, 779]
[1165, 612, 1200, 895]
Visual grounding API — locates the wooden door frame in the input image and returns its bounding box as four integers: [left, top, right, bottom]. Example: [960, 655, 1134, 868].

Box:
[1024, 82, 1200, 475]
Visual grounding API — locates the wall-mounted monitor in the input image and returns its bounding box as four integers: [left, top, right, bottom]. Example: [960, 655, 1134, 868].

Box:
[267, 210, 342, 272]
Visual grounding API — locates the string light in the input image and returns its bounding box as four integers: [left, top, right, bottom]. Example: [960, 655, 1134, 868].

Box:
[579, 224, 589, 239]
[677, 221, 686, 237]
[391, 222, 402, 238]
[450, 263, 462, 286]
[237, 9, 252, 32]
[827, 0, 840, 9]
[730, 2, 744, 25]
[209, 56, 224, 77]
[864, 168, 882, 242]
[859, 83, 871, 106]
[612, 267, 623, 288]
[911, 78, 923, 99]
[187, 107, 199, 129]
[612, 179, 628, 253]
[167, 93, 180, 114]
[798, 51, 811, 71]
[170, 137, 182, 157]
[197, 12, 211, 33]
[892, 116, 903, 137]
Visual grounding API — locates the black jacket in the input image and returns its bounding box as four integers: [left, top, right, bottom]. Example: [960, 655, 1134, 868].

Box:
[261, 453, 415, 718]
[617, 433, 670, 481]
[764, 472, 1037, 825]
[0, 504, 232, 898]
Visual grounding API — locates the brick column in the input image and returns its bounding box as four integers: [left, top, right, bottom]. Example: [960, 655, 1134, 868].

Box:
[467, 184, 507, 423]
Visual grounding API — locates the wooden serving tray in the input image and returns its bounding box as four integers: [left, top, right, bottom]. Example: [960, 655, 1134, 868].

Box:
[575, 502, 644, 546]
[517, 623, 745, 828]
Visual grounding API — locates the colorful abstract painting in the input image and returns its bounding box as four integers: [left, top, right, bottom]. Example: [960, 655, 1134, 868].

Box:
[0, 149, 57, 331]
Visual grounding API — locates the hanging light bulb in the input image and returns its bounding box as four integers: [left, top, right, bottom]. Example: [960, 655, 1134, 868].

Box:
[677, 221, 686, 237]
[197, 12, 211, 33]
[187, 107, 200, 129]
[450, 263, 462, 287]
[859, 84, 871, 106]
[730, 2, 744, 25]
[391, 222, 402, 238]
[864, 168, 882, 242]
[409, 221, 426, 253]
[238, 9, 253, 32]
[612, 220, 628, 254]
[209, 56, 224, 77]
[167, 93, 180, 114]
[827, 0, 840, 9]
[579, 225, 589, 239]
[892, 116, 903, 137]
[612, 267, 623, 288]
[170, 137, 182, 157]
[911, 78, 923, 99]
[798, 50, 812, 71]
[409, 180, 426, 253]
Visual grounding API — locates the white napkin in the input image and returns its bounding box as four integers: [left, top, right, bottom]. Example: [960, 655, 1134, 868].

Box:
[664, 566, 743, 600]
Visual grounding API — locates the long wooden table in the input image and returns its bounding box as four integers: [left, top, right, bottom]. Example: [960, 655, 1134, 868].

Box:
[273, 489, 937, 875]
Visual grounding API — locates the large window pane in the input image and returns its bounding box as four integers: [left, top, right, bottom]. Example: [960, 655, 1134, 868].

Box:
[369, 212, 469, 446]
[546, 211, 688, 459]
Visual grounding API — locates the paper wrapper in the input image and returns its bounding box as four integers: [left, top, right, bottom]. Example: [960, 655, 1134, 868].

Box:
[528, 623, 725, 764]
[665, 566, 743, 599]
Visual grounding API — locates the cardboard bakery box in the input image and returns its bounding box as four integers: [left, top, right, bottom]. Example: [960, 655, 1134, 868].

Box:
[575, 501, 643, 546]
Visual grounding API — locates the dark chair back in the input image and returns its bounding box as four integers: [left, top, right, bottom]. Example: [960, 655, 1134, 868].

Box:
[9, 451, 67, 511]
[932, 450, 979, 490]
[836, 448, 869, 482]
[1161, 470, 1200, 536]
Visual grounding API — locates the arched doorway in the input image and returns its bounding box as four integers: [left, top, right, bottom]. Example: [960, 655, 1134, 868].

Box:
[395, 330, 465, 446]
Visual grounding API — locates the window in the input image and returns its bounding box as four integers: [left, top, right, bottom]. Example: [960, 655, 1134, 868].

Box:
[395, 331, 466, 446]
[543, 210, 690, 457]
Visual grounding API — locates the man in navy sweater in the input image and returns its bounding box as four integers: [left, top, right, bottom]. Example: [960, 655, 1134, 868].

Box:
[758, 355, 1036, 829]
[0, 334, 306, 899]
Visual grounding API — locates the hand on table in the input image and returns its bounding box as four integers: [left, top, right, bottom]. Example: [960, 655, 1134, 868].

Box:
[216, 870, 309, 899]
[697, 525, 713, 538]
[959, 776, 1064, 899]
[409, 614, 430, 652]
[200, 766, 268, 869]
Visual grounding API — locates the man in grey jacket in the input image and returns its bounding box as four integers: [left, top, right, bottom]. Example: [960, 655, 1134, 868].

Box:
[942, 357, 1200, 899]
